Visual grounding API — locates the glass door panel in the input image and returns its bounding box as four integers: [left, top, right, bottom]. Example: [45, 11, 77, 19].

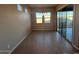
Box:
[62, 11, 67, 38]
[59, 12, 63, 34]
[57, 12, 60, 32]
[66, 11, 73, 42]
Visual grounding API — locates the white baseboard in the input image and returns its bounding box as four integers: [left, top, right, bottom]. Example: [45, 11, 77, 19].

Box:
[9, 31, 31, 54]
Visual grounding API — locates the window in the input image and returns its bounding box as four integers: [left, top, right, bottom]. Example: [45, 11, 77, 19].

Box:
[44, 12, 51, 23]
[36, 12, 51, 24]
[17, 4, 22, 12]
[24, 5, 28, 13]
[36, 12, 42, 23]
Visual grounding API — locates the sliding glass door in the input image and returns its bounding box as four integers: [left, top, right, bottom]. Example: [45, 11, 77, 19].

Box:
[57, 11, 73, 43]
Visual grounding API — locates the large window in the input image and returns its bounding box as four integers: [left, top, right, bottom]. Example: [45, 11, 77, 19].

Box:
[36, 12, 51, 24]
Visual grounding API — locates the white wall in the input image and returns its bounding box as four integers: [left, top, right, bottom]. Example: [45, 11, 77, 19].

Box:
[0, 5, 31, 53]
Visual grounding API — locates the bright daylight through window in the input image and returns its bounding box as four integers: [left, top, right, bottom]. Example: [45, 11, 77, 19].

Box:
[36, 12, 51, 24]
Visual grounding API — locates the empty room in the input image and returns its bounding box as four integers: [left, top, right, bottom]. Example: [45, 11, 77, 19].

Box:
[0, 4, 79, 54]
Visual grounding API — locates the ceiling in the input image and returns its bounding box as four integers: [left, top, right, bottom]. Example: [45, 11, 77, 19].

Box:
[30, 4, 58, 8]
